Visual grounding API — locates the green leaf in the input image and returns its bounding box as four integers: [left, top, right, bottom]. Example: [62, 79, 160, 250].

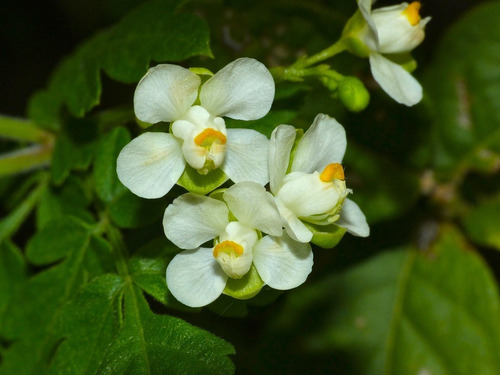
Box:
[93, 127, 131, 203]
[462, 193, 500, 250]
[44, 0, 212, 117]
[0, 218, 113, 375]
[344, 142, 420, 223]
[424, 1, 500, 176]
[129, 237, 193, 310]
[0, 241, 27, 332]
[108, 190, 166, 228]
[97, 284, 235, 374]
[271, 226, 500, 374]
[36, 176, 94, 228]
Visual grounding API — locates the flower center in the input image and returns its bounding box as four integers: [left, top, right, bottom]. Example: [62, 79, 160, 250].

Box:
[403, 1, 421, 26]
[320, 163, 345, 182]
[194, 128, 227, 148]
[213, 240, 244, 258]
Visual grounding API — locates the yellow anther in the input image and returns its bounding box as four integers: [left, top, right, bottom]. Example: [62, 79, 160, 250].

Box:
[320, 163, 345, 182]
[194, 128, 227, 147]
[213, 240, 244, 258]
[403, 2, 421, 26]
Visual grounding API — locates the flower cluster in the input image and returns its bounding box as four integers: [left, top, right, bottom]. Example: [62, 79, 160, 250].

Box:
[117, 57, 369, 308]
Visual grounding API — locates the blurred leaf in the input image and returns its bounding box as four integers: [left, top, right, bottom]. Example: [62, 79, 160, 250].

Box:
[93, 127, 131, 203]
[43, 0, 211, 118]
[344, 142, 420, 223]
[51, 134, 95, 185]
[226, 110, 298, 138]
[36, 176, 94, 228]
[424, 1, 500, 177]
[462, 193, 500, 250]
[0, 218, 113, 375]
[0, 241, 27, 332]
[108, 190, 166, 228]
[271, 226, 500, 374]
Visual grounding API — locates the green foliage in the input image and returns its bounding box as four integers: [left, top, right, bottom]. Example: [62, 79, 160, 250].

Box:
[425, 1, 500, 177]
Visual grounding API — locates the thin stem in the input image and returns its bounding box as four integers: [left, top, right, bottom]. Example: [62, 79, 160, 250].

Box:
[0, 115, 53, 143]
[298, 39, 347, 68]
[0, 144, 53, 177]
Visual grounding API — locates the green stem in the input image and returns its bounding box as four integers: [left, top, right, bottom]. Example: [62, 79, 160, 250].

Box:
[0, 173, 49, 241]
[0, 144, 53, 177]
[0, 115, 53, 143]
[298, 39, 347, 68]
[271, 64, 344, 83]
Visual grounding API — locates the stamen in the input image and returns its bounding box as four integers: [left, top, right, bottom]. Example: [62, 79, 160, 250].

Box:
[194, 128, 227, 147]
[213, 240, 244, 258]
[320, 163, 345, 182]
[403, 2, 421, 26]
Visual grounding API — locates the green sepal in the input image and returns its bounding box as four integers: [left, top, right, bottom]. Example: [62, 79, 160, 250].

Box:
[286, 128, 304, 174]
[189, 67, 214, 77]
[341, 11, 371, 58]
[176, 165, 229, 195]
[385, 53, 417, 73]
[223, 264, 264, 300]
[304, 222, 347, 249]
[208, 188, 227, 201]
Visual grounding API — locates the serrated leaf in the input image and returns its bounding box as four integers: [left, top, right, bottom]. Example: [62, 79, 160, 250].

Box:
[462, 193, 500, 250]
[43, 0, 212, 117]
[108, 190, 167, 228]
[271, 226, 500, 374]
[93, 127, 131, 203]
[0, 218, 113, 375]
[424, 2, 500, 176]
[97, 284, 235, 375]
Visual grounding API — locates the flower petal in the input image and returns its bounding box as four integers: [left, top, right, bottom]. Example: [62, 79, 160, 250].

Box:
[222, 128, 270, 185]
[253, 232, 313, 290]
[369, 52, 422, 106]
[291, 114, 347, 173]
[223, 182, 282, 236]
[199, 58, 275, 120]
[134, 64, 200, 124]
[116, 132, 185, 199]
[336, 198, 370, 237]
[275, 198, 313, 243]
[358, 0, 379, 49]
[269, 125, 296, 194]
[166, 248, 228, 307]
[163, 194, 229, 249]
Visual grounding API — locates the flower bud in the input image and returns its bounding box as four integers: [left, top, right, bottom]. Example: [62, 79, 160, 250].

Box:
[338, 76, 370, 112]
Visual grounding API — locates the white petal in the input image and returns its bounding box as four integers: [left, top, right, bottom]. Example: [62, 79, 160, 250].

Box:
[291, 114, 347, 173]
[275, 198, 313, 243]
[116, 132, 185, 199]
[336, 198, 370, 237]
[199, 58, 275, 120]
[163, 194, 229, 249]
[166, 248, 227, 307]
[134, 64, 200, 123]
[253, 232, 313, 290]
[222, 128, 270, 185]
[369, 52, 422, 106]
[223, 182, 282, 236]
[358, 0, 379, 49]
[269, 125, 296, 194]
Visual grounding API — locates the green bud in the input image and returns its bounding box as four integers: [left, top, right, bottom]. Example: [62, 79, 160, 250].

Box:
[338, 76, 370, 112]
[319, 76, 339, 92]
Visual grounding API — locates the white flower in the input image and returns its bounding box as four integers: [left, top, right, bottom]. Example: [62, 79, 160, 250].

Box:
[116, 58, 275, 199]
[357, 0, 430, 106]
[269, 114, 369, 243]
[163, 181, 313, 307]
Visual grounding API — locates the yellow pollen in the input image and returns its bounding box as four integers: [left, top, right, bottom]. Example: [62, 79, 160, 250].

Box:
[213, 240, 244, 258]
[320, 163, 345, 182]
[194, 128, 227, 147]
[403, 2, 421, 26]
